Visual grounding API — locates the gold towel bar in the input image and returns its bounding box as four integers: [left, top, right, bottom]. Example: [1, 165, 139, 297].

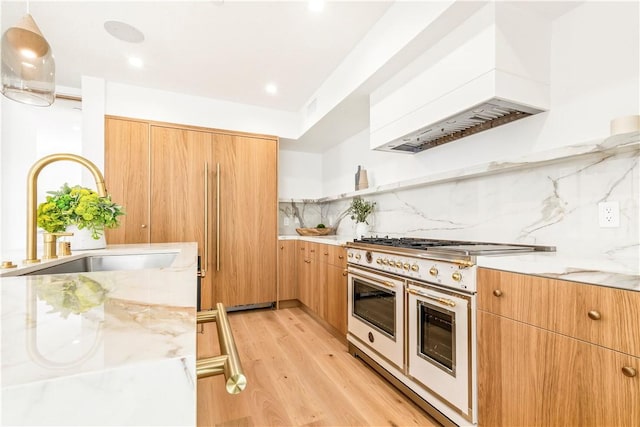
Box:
[196, 303, 247, 394]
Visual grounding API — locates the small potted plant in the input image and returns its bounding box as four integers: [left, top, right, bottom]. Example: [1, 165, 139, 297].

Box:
[37, 183, 124, 249]
[348, 197, 376, 237]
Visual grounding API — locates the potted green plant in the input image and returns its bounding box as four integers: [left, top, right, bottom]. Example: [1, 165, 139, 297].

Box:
[348, 197, 376, 237]
[37, 183, 124, 249]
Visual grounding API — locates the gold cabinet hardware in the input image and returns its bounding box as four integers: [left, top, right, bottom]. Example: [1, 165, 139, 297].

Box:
[381, 281, 396, 289]
[196, 303, 247, 394]
[411, 264, 419, 272]
[216, 163, 220, 272]
[376, 258, 382, 264]
[202, 163, 209, 278]
[395, 261, 402, 268]
[338, 255, 344, 259]
[324, 252, 329, 256]
[310, 249, 315, 253]
[1, 260, 17, 269]
[141, 224, 147, 228]
[342, 270, 347, 277]
[304, 259, 311, 264]
[382, 259, 389, 265]
[493, 289, 503, 297]
[403, 262, 410, 270]
[452, 271, 462, 282]
[429, 267, 438, 276]
[300, 247, 305, 251]
[622, 366, 637, 378]
[587, 310, 602, 320]
[280, 245, 284, 250]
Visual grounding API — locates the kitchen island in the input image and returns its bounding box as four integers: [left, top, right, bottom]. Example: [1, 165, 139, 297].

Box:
[1, 242, 197, 426]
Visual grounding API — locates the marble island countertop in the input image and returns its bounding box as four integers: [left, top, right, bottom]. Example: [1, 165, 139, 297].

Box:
[1, 242, 198, 426]
[279, 235, 639, 291]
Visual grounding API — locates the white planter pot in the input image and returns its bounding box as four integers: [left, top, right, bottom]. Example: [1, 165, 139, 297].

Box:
[66, 225, 106, 250]
[355, 222, 370, 238]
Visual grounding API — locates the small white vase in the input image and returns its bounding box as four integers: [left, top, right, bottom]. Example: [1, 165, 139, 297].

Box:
[66, 225, 106, 250]
[355, 222, 369, 239]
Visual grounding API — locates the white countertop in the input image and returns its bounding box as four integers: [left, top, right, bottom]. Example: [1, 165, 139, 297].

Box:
[279, 236, 639, 291]
[279, 234, 351, 246]
[1, 242, 198, 426]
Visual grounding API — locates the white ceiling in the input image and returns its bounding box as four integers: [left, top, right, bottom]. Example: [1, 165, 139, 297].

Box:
[1, 1, 392, 112]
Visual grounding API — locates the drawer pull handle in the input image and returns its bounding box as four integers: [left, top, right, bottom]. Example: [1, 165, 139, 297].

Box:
[587, 310, 602, 320]
[342, 270, 347, 276]
[338, 255, 344, 259]
[493, 289, 503, 297]
[622, 367, 637, 377]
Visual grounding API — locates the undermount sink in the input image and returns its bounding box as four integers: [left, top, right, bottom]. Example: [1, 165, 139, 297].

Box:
[21, 253, 177, 276]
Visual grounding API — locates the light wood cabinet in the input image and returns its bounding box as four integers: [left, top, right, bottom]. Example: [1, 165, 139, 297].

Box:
[278, 240, 297, 301]
[104, 118, 150, 244]
[294, 240, 347, 336]
[104, 116, 278, 310]
[478, 268, 640, 427]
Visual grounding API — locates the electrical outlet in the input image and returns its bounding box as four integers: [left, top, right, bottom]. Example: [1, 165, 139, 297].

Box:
[598, 201, 620, 228]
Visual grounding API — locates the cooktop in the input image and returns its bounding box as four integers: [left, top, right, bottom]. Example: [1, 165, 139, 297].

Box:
[349, 237, 555, 256]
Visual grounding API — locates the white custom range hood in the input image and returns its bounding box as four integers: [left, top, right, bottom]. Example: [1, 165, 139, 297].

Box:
[370, 2, 551, 154]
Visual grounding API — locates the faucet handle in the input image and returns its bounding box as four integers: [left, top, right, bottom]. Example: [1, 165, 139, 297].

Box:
[42, 232, 74, 260]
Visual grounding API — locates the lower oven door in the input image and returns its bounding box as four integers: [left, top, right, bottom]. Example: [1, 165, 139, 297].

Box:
[347, 266, 404, 369]
[407, 281, 472, 418]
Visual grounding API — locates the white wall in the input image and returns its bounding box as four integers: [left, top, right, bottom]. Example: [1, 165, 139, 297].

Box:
[0, 96, 83, 256]
[278, 150, 322, 200]
[321, 1, 639, 197]
[105, 81, 300, 139]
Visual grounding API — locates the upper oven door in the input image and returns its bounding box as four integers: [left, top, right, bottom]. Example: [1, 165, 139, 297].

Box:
[347, 266, 404, 369]
[406, 281, 473, 420]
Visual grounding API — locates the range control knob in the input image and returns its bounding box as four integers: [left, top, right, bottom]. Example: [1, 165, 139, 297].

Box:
[376, 258, 382, 264]
[452, 271, 463, 282]
[348, 253, 354, 258]
[382, 259, 389, 265]
[355, 254, 361, 260]
[395, 261, 403, 268]
[429, 267, 439, 276]
[403, 262, 410, 270]
[411, 264, 419, 272]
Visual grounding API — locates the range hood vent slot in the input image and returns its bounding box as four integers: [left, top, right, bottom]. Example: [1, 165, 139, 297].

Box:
[387, 98, 543, 153]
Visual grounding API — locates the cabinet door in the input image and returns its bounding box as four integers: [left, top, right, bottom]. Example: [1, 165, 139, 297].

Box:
[278, 240, 297, 301]
[104, 117, 150, 244]
[478, 310, 640, 427]
[213, 134, 277, 307]
[326, 264, 347, 335]
[149, 126, 214, 308]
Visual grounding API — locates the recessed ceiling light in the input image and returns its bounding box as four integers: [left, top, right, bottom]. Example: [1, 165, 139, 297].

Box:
[308, 0, 325, 13]
[265, 83, 277, 95]
[104, 20, 145, 43]
[128, 56, 144, 68]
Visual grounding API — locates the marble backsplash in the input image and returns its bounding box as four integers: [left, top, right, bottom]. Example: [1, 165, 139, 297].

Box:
[279, 138, 639, 272]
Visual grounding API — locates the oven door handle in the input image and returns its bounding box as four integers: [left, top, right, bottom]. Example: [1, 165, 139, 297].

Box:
[349, 271, 398, 289]
[407, 288, 457, 307]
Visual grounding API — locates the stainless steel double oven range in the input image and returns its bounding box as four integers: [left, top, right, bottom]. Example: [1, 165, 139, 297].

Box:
[346, 237, 554, 427]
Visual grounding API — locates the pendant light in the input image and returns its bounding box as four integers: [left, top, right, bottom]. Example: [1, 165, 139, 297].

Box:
[1, 3, 55, 107]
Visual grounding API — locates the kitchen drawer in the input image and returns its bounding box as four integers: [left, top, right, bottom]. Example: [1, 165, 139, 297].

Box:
[318, 244, 346, 267]
[296, 241, 318, 260]
[478, 268, 640, 356]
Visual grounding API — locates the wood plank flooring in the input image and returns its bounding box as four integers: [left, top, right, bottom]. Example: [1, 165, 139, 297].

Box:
[197, 307, 440, 427]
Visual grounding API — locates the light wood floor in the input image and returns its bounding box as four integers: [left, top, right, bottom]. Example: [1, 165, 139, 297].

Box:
[197, 307, 440, 427]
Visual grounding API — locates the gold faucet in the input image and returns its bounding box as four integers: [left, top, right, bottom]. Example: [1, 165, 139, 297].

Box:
[25, 153, 107, 264]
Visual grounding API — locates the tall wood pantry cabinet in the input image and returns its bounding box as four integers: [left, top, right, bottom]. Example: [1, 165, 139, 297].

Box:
[104, 116, 278, 310]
